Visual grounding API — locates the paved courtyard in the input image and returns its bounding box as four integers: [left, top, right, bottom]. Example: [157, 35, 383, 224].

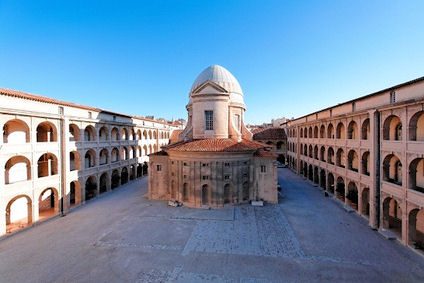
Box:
[1, 169, 424, 282]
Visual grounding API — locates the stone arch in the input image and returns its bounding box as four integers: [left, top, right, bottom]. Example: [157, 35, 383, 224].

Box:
[347, 120, 358, 139]
[361, 187, 370, 217]
[314, 126, 318, 138]
[153, 131, 157, 139]
[99, 148, 108, 165]
[408, 209, 424, 248]
[346, 182, 358, 210]
[69, 180, 81, 206]
[409, 111, 424, 141]
[137, 164, 143, 177]
[5, 155, 31, 184]
[320, 146, 325, 161]
[6, 195, 32, 233]
[382, 197, 402, 237]
[319, 125, 325, 138]
[308, 164, 313, 182]
[85, 176, 97, 201]
[143, 130, 148, 139]
[300, 128, 303, 138]
[37, 153, 58, 177]
[347, 150, 359, 172]
[69, 151, 81, 171]
[148, 130, 152, 139]
[313, 166, 319, 184]
[122, 147, 129, 160]
[84, 149, 96, 168]
[409, 158, 424, 193]
[336, 148, 345, 168]
[336, 122, 345, 139]
[202, 184, 209, 205]
[38, 187, 59, 219]
[327, 173, 335, 193]
[84, 125, 96, 141]
[111, 127, 119, 141]
[131, 129, 136, 140]
[121, 128, 129, 140]
[224, 183, 231, 204]
[383, 115, 402, 141]
[99, 126, 108, 141]
[129, 165, 136, 180]
[137, 129, 142, 140]
[336, 176, 345, 202]
[37, 121, 57, 142]
[308, 127, 312, 138]
[3, 119, 30, 144]
[320, 169, 326, 189]
[361, 151, 370, 176]
[111, 147, 119, 163]
[99, 172, 109, 193]
[383, 154, 402, 185]
[313, 145, 318, 159]
[361, 118, 370, 140]
[303, 144, 307, 156]
[327, 123, 334, 139]
[121, 167, 129, 184]
[69, 123, 80, 141]
[111, 169, 120, 189]
[327, 147, 334, 164]
[308, 145, 312, 158]
[143, 145, 148, 156]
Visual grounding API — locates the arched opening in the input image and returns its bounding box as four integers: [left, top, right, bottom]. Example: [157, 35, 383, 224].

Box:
[314, 145, 318, 160]
[85, 176, 97, 201]
[224, 184, 231, 204]
[308, 165, 313, 182]
[137, 164, 143, 178]
[5, 156, 31, 184]
[84, 149, 96, 168]
[320, 169, 326, 189]
[336, 122, 345, 139]
[69, 124, 80, 142]
[153, 131, 157, 139]
[242, 182, 249, 201]
[327, 123, 334, 139]
[202, 184, 209, 205]
[84, 125, 96, 141]
[143, 162, 148, 175]
[361, 151, 370, 176]
[143, 145, 148, 156]
[327, 147, 334, 164]
[361, 188, 370, 217]
[111, 170, 120, 189]
[37, 153, 58, 177]
[99, 148, 108, 165]
[336, 177, 345, 202]
[303, 144, 307, 156]
[121, 167, 128, 184]
[382, 197, 402, 237]
[361, 118, 370, 140]
[313, 166, 319, 184]
[111, 147, 119, 163]
[347, 121, 358, 139]
[121, 128, 129, 140]
[300, 128, 303, 138]
[409, 209, 424, 249]
[99, 172, 108, 193]
[122, 147, 129, 160]
[99, 126, 108, 141]
[409, 158, 424, 193]
[70, 181, 80, 206]
[320, 125, 325, 138]
[111, 127, 119, 141]
[314, 126, 318, 138]
[36, 121, 57, 142]
[327, 173, 335, 194]
[308, 145, 312, 158]
[130, 165, 135, 180]
[336, 148, 345, 168]
[6, 195, 32, 233]
[320, 146, 325, 161]
[131, 129, 136, 140]
[409, 111, 424, 141]
[308, 127, 312, 138]
[383, 154, 402, 185]
[383, 115, 402, 140]
[137, 130, 142, 140]
[143, 130, 148, 140]
[38, 187, 59, 220]
[346, 182, 358, 210]
[347, 150, 359, 172]
[137, 146, 142, 157]
[183, 183, 189, 202]
[148, 130, 152, 140]
[69, 151, 81, 171]
[3, 119, 30, 144]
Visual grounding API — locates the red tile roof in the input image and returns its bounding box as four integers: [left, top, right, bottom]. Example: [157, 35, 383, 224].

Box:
[254, 149, 277, 158]
[164, 138, 269, 152]
[169, 129, 183, 143]
[253, 127, 287, 140]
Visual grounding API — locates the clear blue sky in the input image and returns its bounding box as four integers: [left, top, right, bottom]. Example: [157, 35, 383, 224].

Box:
[1, 1, 423, 124]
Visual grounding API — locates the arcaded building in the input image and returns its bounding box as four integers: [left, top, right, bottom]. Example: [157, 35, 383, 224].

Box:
[149, 65, 278, 208]
[284, 77, 424, 248]
[0, 88, 179, 236]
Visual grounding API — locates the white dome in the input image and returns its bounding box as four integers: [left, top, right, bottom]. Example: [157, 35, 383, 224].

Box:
[190, 65, 243, 95]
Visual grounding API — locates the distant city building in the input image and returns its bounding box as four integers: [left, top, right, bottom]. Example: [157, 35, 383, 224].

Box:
[149, 65, 278, 208]
[253, 128, 287, 164]
[284, 77, 424, 248]
[0, 88, 180, 236]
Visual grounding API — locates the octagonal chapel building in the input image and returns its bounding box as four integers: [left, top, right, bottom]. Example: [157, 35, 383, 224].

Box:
[148, 65, 278, 208]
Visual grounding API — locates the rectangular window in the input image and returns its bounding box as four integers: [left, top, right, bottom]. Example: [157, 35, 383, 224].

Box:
[233, 114, 240, 131]
[183, 162, 188, 166]
[202, 175, 209, 180]
[260, 165, 266, 173]
[224, 162, 230, 167]
[224, 175, 230, 180]
[156, 165, 162, 171]
[202, 163, 209, 167]
[205, 110, 214, 130]
[88, 111, 92, 119]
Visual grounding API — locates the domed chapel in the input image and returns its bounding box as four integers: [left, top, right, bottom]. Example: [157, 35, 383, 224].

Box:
[148, 65, 278, 208]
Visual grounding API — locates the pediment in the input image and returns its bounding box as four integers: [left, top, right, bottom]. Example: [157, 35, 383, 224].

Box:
[192, 81, 229, 95]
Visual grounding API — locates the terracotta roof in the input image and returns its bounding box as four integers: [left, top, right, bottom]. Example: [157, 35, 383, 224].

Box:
[253, 128, 287, 140]
[164, 138, 267, 152]
[254, 149, 277, 158]
[169, 129, 182, 143]
[149, 150, 168, 156]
